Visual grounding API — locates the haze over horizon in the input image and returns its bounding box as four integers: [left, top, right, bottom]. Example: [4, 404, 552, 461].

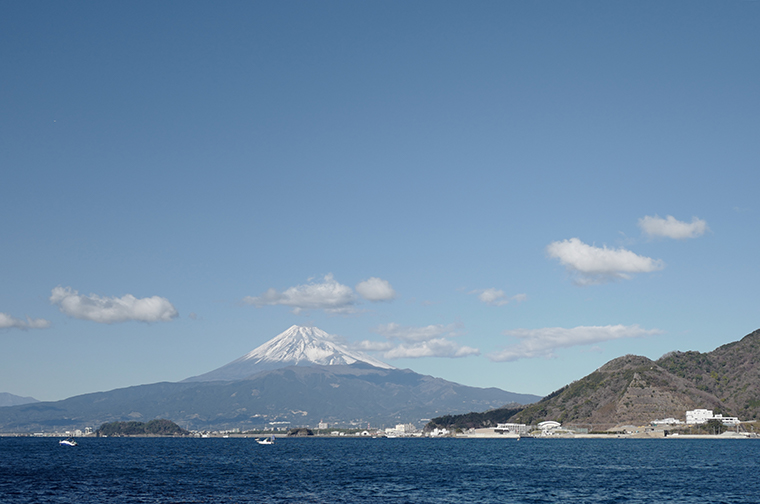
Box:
[2, 1, 759, 402]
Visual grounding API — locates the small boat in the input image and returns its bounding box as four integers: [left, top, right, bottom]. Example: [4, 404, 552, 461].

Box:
[256, 435, 275, 445]
[59, 438, 78, 447]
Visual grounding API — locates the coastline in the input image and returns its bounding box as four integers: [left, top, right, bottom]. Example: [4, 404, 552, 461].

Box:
[2, 432, 756, 439]
[454, 430, 755, 440]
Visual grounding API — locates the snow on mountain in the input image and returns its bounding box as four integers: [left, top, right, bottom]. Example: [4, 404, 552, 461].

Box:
[239, 325, 393, 368]
[184, 325, 394, 382]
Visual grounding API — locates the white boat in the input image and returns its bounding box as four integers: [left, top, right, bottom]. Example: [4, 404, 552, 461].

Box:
[256, 435, 275, 445]
[59, 438, 78, 447]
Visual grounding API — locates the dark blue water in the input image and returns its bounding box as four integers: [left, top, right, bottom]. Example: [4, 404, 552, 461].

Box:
[2, 437, 759, 503]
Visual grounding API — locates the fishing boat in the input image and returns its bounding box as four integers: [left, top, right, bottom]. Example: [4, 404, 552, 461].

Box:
[256, 435, 275, 445]
[59, 438, 78, 447]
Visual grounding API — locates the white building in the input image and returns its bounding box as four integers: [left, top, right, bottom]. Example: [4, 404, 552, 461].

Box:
[713, 414, 740, 426]
[428, 427, 449, 437]
[494, 423, 530, 435]
[537, 421, 562, 433]
[384, 423, 417, 436]
[652, 418, 683, 426]
[686, 409, 740, 426]
[686, 409, 714, 424]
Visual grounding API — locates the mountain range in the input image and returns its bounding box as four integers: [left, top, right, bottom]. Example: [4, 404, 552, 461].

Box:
[0, 325, 539, 432]
[0, 392, 38, 408]
[7, 326, 760, 433]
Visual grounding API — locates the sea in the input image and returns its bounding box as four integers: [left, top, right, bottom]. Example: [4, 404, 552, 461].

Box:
[2, 437, 759, 503]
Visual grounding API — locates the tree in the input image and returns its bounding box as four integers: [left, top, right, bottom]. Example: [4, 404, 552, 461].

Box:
[705, 418, 726, 435]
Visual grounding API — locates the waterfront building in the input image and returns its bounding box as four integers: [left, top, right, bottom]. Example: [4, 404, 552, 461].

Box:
[652, 418, 683, 426]
[713, 414, 740, 426]
[686, 409, 741, 426]
[537, 421, 562, 433]
[494, 423, 530, 435]
[686, 409, 714, 424]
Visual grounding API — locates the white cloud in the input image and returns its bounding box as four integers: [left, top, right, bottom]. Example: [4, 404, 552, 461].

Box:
[354, 340, 395, 352]
[638, 215, 708, 239]
[383, 339, 480, 359]
[547, 237, 664, 285]
[243, 274, 357, 314]
[355, 277, 396, 302]
[0, 312, 51, 330]
[50, 286, 178, 324]
[355, 322, 479, 359]
[372, 322, 462, 342]
[470, 288, 527, 306]
[488, 324, 662, 362]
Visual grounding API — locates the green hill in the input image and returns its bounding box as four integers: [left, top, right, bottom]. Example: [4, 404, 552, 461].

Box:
[96, 419, 188, 437]
[509, 329, 760, 430]
[657, 329, 760, 421]
[424, 405, 524, 431]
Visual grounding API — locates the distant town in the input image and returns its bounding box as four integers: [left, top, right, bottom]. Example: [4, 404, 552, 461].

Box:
[4, 407, 757, 440]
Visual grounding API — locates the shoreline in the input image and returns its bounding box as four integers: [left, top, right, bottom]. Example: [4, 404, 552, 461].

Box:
[2, 432, 756, 440]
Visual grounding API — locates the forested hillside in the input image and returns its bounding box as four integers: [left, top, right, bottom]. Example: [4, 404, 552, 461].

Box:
[507, 329, 760, 430]
[96, 419, 188, 436]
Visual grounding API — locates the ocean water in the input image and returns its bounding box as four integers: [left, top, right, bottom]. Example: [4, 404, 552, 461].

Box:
[1, 437, 759, 503]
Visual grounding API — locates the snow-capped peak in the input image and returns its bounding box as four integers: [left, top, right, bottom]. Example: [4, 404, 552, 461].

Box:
[241, 325, 393, 369]
[183, 325, 393, 382]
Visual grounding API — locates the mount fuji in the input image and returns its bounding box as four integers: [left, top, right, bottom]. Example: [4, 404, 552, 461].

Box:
[184, 325, 394, 382]
[0, 325, 542, 431]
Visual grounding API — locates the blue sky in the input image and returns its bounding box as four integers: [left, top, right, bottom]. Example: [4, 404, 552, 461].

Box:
[2, 1, 759, 402]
